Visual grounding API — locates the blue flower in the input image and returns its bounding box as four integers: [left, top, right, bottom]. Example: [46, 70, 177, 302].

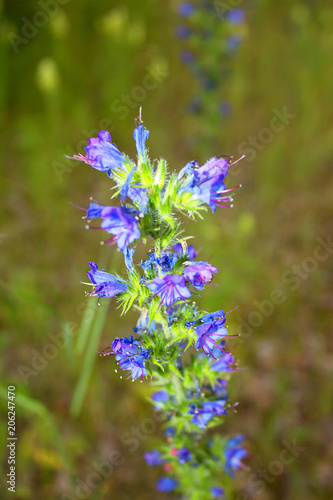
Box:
[175, 25, 192, 39]
[226, 8, 245, 25]
[185, 309, 225, 331]
[183, 261, 218, 290]
[127, 185, 149, 216]
[177, 160, 199, 180]
[146, 275, 191, 307]
[212, 378, 228, 398]
[86, 202, 104, 219]
[226, 35, 243, 52]
[224, 435, 247, 477]
[212, 352, 235, 372]
[177, 447, 192, 464]
[188, 403, 214, 429]
[201, 400, 228, 416]
[156, 477, 178, 492]
[119, 352, 150, 381]
[120, 165, 136, 201]
[188, 400, 228, 429]
[180, 49, 196, 65]
[124, 246, 135, 272]
[181, 157, 236, 212]
[195, 319, 231, 358]
[110, 335, 141, 361]
[74, 130, 124, 175]
[144, 450, 165, 466]
[178, 2, 195, 17]
[173, 242, 197, 260]
[133, 123, 150, 158]
[99, 336, 152, 380]
[86, 262, 128, 298]
[101, 337, 151, 381]
[140, 248, 181, 275]
[211, 486, 224, 498]
[87, 203, 140, 252]
[164, 426, 176, 437]
[199, 310, 226, 325]
[132, 309, 157, 335]
[152, 391, 169, 403]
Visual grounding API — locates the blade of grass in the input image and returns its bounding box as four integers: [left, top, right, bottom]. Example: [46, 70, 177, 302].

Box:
[70, 300, 109, 418]
[75, 297, 98, 357]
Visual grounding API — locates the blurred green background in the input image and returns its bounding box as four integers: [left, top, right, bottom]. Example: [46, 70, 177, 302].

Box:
[1, 0, 333, 499]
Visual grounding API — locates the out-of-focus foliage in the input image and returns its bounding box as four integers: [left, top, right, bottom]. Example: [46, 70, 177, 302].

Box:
[0, 0, 333, 499]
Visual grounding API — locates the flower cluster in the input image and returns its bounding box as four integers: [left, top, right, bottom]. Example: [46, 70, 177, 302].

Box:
[175, 1, 247, 127]
[99, 335, 151, 381]
[72, 117, 246, 499]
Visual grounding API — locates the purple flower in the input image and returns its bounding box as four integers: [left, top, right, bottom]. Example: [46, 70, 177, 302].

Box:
[181, 157, 236, 212]
[118, 353, 150, 381]
[86, 202, 104, 219]
[180, 49, 196, 65]
[141, 246, 189, 275]
[87, 204, 140, 252]
[120, 165, 136, 201]
[132, 310, 157, 335]
[195, 319, 231, 358]
[111, 336, 141, 360]
[173, 242, 197, 260]
[183, 261, 218, 290]
[212, 378, 228, 398]
[226, 35, 243, 52]
[226, 8, 245, 24]
[127, 185, 149, 216]
[199, 310, 226, 325]
[178, 2, 195, 17]
[86, 262, 128, 298]
[177, 447, 192, 464]
[156, 477, 178, 492]
[212, 352, 235, 372]
[133, 123, 150, 158]
[144, 450, 165, 466]
[188, 400, 228, 429]
[99, 335, 151, 381]
[146, 275, 191, 307]
[175, 25, 192, 39]
[72, 130, 124, 175]
[152, 391, 169, 403]
[224, 435, 247, 477]
[211, 486, 224, 498]
[124, 246, 135, 272]
[164, 426, 176, 437]
[201, 400, 228, 416]
[188, 403, 214, 429]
